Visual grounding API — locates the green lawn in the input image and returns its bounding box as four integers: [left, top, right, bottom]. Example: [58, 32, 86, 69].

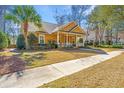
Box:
[40, 52, 124, 88]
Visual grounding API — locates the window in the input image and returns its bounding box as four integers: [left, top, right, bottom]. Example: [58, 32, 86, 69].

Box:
[39, 35, 45, 44]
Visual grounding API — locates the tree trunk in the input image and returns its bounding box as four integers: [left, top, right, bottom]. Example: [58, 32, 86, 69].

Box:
[115, 29, 119, 44]
[23, 21, 30, 50]
[106, 30, 110, 44]
[3, 9, 6, 33]
[110, 30, 113, 45]
[95, 30, 98, 42]
[99, 29, 105, 45]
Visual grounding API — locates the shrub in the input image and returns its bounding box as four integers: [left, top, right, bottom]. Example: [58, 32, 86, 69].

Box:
[16, 34, 25, 49]
[7, 36, 11, 46]
[87, 40, 94, 46]
[78, 38, 83, 43]
[112, 44, 123, 48]
[94, 41, 99, 47]
[0, 31, 8, 50]
[28, 33, 38, 48]
[98, 44, 123, 48]
[17, 33, 39, 50]
[106, 40, 113, 45]
[48, 40, 58, 49]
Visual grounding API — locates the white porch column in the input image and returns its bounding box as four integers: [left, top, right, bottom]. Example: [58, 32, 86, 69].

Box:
[38, 35, 40, 44]
[82, 35, 86, 47]
[76, 34, 78, 47]
[57, 32, 60, 47]
[66, 33, 69, 46]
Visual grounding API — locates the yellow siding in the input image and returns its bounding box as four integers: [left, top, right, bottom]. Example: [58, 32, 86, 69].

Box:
[45, 33, 57, 43]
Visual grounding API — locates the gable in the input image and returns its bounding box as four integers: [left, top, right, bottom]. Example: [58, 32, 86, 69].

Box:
[71, 26, 85, 34]
[60, 22, 77, 32]
[60, 22, 85, 34]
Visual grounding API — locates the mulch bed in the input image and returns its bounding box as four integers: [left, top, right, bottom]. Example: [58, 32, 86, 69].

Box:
[0, 56, 26, 76]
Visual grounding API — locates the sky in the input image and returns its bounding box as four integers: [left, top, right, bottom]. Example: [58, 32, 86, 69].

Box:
[34, 5, 71, 24]
[34, 5, 95, 25]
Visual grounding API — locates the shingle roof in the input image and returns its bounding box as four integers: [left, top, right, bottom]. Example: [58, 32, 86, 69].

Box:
[42, 22, 59, 34]
[28, 22, 59, 34]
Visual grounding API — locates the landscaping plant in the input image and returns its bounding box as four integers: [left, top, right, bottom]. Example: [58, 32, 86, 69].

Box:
[0, 30, 8, 50]
[16, 34, 25, 49]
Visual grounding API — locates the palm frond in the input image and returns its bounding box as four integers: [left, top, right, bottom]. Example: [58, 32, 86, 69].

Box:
[4, 5, 42, 28]
[4, 13, 20, 24]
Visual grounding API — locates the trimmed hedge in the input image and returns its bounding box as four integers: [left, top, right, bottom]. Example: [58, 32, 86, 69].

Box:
[0, 31, 8, 50]
[98, 44, 123, 48]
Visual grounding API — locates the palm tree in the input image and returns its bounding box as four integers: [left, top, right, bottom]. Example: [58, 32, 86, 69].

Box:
[5, 5, 42, 49]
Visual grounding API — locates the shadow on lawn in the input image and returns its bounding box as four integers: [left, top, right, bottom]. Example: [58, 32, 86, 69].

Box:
[17, 52, 45, 66]
[58, 48, 108, 55]
[80, 48, 108, 54]
[0, 56, 26, 79]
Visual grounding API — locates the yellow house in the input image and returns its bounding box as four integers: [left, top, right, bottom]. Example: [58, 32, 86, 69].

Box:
[28, 21, 86, 47]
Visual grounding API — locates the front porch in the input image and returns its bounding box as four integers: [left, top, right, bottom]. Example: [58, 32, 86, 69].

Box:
[38, 31, 86, 48]
[57, 31, 85, 47]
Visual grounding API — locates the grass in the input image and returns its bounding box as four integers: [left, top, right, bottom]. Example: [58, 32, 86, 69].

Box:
[0, 48, 98, 69]
[41, 52, 124, 88]
[96, 47, 120, 52]
[0, 51, 17, 56]
[19, 49, 98, 68]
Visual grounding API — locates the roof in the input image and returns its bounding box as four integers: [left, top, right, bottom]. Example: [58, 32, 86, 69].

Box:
[28, 21, 85, 34]
[42, 22, 59, 34]
[59, 22, 86, 34]
[28, 22, 58, 34]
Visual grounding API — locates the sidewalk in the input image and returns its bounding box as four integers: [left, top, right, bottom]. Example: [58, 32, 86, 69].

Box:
[0, 50, 123, 88]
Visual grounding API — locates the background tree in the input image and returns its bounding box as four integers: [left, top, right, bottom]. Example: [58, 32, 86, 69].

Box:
[88, 5, 124, 45]
[0, 5, 11, 33]
[54, 5, 91, 26]
[54, 9, 67, 25]
[67, 5, 91, 26]
[5, 6, 42, 49]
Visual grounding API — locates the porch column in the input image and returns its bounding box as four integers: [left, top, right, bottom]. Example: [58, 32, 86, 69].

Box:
[64, 33, 66, 47]
[57, 32, 60, 46]
[82, 34, 86, 47]
[75, 34, 77, 47]
[68, 33, 70, 46]
[75, 34, 78, 47]
[38, 34, 40, 44]
[66, 33, 69, 46]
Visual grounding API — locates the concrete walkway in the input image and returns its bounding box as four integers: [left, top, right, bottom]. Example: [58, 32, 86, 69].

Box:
[0, 50, 123, 88]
